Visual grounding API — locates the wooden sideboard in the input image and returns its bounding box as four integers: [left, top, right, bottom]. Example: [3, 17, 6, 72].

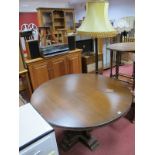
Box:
[25, 49, 82, 90]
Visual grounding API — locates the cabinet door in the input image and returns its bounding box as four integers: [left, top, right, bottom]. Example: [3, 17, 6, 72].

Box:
[64, 10, 75, 33]
[28, 61, 49, 90]
[37, 9, 53, 27]
[67, 52, 82, 74]
[49, 56, 68, 78]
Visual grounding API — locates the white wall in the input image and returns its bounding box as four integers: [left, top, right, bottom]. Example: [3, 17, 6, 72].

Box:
[19, 0, 70, 12]
[19, 0, 135, 18]
[69, 2, 86, 22]
[108, 0, 135, 20]
[71, 0, 135, 22]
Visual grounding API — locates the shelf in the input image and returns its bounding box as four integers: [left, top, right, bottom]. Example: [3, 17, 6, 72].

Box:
[55, 25, 64, 27]
[55, 26, 65, 29]
[19, 69, 28, 75]
[54, 17, 64, 19]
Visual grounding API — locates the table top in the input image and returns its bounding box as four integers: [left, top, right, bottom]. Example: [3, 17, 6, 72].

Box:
[31, 74, 132, 130]
[107, 42, 135, 52]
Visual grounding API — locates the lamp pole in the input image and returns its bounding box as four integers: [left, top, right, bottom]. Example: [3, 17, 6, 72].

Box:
[95, 38, 98, 74]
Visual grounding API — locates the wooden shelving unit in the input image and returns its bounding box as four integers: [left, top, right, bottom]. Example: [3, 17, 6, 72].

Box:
[53, 10, 65, 31]
[37, 8, 75, 44]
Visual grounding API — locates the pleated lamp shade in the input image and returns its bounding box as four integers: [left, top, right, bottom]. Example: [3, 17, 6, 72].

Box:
[77, 0, 117, 38]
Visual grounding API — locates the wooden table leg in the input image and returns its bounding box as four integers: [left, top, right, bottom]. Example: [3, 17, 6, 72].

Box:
[25, 72, 32, 97]
[110, 50, 113, 77]
[119, 52, 122, 65]
[60, 130, 99, 151]
[115, 51, 120, 79]
[132, 61, 135, 90]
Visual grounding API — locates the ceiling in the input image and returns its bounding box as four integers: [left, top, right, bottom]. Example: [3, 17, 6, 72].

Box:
[19, 0, 86, 4]
[19, 0, 87, 12]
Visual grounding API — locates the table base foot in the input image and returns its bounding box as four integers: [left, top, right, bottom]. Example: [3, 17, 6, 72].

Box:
[60, 130, 99, 151]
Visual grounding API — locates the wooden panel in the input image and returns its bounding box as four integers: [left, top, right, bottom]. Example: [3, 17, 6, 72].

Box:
[82, 53, 103, 73]
[121, 37, 135, 63]
[28, 61, 49, 90]
[37, 9, 52, 26]
[64, 10, 75, 33]
[50, 56, 68, 78]
[19, 46, 26, 72]
[121, 53, 130, 62]
[67, 52, 81, 74]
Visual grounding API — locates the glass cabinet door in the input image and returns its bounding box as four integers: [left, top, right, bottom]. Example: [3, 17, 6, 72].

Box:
[41, 11, 53, 27]
[65, 11, 75, 32]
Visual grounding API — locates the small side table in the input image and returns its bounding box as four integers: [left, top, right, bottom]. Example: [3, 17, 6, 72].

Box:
[107, 42, 135, 89]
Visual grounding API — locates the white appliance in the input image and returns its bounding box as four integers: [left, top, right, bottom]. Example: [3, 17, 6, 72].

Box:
[19, 103, 59, 155]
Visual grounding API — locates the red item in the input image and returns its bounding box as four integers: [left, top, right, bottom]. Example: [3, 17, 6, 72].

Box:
[19, 12, 38, 30]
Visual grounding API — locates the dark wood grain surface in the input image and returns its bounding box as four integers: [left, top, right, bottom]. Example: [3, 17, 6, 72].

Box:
[107, 42, 135, 52]
[31, 74, 132, 130]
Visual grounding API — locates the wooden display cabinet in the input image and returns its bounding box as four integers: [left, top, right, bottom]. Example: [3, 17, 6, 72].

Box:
[26, 49, 82, 90]
[37, 8, 75, 44]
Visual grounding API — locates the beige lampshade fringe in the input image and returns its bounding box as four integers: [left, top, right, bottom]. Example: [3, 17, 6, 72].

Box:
[77, 31, 118, 38]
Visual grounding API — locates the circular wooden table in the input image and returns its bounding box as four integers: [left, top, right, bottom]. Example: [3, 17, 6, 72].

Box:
[31, 74, 132, 151]
[107, 42, 135, 89]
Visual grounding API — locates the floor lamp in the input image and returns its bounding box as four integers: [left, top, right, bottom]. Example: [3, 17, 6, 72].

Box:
[77, 0, 117, 74]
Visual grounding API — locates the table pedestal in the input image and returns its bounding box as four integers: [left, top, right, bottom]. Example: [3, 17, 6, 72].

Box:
[60, 130, 100, 151]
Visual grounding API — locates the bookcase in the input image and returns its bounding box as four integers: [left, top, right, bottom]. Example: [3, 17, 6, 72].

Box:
[37, 8, 75, 44]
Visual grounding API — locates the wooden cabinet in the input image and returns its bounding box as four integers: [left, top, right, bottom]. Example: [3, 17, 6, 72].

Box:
[28, 61, 49, 90]
[37, 8, 75, 44]
[48, 55, 68, 79]
[67, 52, 81, 74]
[26, 49, 82, 91]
